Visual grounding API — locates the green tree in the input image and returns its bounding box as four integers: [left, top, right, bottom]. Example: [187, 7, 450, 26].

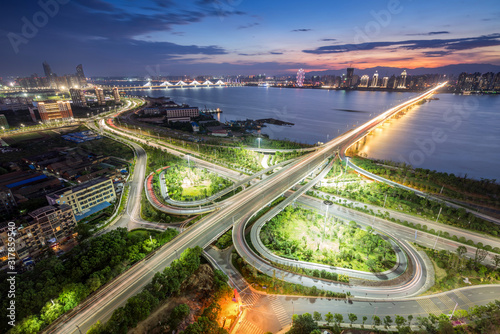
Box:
[325, 312, 334, 326]
[333, 313, 343, 327]
[372, 315, 381, 328]
[395, 315, 406, 329]
[287, 313, 319, 334]
[383, 315, 393, 329]
[313, 311, 322, 322]
[348, 313, 357, 327]
[169, 304, 190, 329]
[362, 316, 368, 328]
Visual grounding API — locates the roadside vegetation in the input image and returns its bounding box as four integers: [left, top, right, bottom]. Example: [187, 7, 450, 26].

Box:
[1, 228, 178, 334]
[418, 244, 500, 295]
[350, 155, 500, 211]
[215, 229, 233, 249]
[287, 299, 500, 333]
[260, 206, 396, 272]
[232, 250, 347, 299]
[86, 247, 231, 334]
[317, 178, 500, 240]
[241, 136, 312, 150]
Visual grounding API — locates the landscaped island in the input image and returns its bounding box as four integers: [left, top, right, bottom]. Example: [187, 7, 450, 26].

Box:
[164, 166, 233, 201]
[260, 206, 396, 272]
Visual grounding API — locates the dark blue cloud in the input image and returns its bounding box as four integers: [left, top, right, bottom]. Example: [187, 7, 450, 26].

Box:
[407, 31, 450, 36]
[238, 22, 259, 29]
[303, 33, 500, 54]
[0, 0, 242, 76]
[292, 29, 312, 32]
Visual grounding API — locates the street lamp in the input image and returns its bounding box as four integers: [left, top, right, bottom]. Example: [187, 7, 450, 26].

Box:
[257, 137, 261, 149]
[322, 200, 333, 247]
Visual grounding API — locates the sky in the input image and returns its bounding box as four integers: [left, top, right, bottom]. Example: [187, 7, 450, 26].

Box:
[1, 0, 499, 77]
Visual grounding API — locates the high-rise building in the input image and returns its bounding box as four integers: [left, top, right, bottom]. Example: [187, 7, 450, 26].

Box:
[76, 64, 87, 86]
[359, 75, 370, 87]
[42, 61, 53, 78]
[0, 114, 9, 129]
[112, 87, 121, 103]
[346, 67, 354, 87]
[36, 101, 73, 123]
[370, 71, 379, 87]
[69, 88, 87, 108]
[398, 70, 407, 89]
[296, 68, 305, 87]
[43, 61, 57, 88]
[381, 77, 389, 88]
[94, 87, 106, 105]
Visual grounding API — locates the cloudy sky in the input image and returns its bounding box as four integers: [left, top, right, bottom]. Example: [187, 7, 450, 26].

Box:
[1, 0, 499, 76]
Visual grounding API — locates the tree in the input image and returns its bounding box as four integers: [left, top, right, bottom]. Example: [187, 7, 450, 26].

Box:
[474, 248, 488, 267]
[333, 313, 343, 327]
[407, 314, 413, 326]
[492, 254, 500, 270]
[325, 312, 334, 326]
[287, 313, 318, 334]
[372, 315, 381, 328]
[169, 304, 190, 329]
[395, 315, 406, 329]
[313, 311, 322, 322]
[362, 316, 368, 328]
[383, 315, 393, 329]
[348, 313, 357, 327]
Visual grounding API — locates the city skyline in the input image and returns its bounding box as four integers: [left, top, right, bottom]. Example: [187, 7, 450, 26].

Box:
[1, 0, 500, 77]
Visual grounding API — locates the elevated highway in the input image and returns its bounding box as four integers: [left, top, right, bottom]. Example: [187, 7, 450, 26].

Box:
[51, 83, 449, 333]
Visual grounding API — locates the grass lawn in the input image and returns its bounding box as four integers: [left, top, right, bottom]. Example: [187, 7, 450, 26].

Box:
[181, 185, 210, 198]
[128, 229, 160, 239]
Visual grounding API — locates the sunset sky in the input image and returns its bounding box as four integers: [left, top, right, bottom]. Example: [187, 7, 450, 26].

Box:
[1, 0, 499, 76]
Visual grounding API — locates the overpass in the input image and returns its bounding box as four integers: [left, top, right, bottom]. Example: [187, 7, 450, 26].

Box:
[49, 83, 449, 333]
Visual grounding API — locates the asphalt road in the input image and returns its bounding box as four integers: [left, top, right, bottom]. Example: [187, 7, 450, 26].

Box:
[50, 84, 458, 333]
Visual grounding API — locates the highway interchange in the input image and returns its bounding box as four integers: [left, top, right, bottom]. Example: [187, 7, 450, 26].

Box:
[47, 84, 500, 333]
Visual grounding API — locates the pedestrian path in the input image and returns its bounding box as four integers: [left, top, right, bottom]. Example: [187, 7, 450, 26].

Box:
[237, 319, 265, 334]
[268, 296, 291, 328]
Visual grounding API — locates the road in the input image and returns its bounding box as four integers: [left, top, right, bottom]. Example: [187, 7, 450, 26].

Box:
[50, 84, 457, 333]
[344, 148, 500, 225]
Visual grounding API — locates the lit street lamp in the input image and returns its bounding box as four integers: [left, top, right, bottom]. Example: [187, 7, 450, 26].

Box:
[322, 200, 333, 247]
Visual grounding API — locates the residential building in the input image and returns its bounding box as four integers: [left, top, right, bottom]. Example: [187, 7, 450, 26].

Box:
[398, 70, 407, 89]
[381, 77, 389, 88]
[76, 64, 87, 86]
[46, 177, 116, 220]
[112, 87, 121, 103]
[0, 204, 76, 266]
[370, 71, 379, 87]
[359, 75, 370, 88]
[95, 87, 106, 105]
[70, 88, 87, 107]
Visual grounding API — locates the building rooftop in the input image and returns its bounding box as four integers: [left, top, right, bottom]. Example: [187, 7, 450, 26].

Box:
[46, 176, 111, 199]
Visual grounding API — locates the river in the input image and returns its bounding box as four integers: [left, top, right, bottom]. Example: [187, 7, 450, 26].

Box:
[126, 86, 500, 180]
